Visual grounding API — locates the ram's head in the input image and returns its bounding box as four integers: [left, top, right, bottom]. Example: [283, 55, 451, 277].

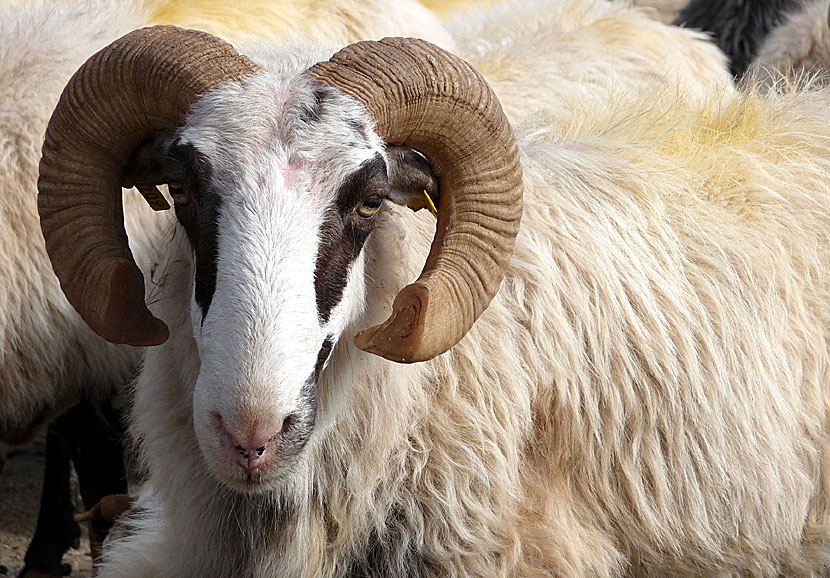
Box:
[38, 27, 521, 491]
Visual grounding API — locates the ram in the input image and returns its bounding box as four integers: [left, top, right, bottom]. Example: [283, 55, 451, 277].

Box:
[0, 0, 452, 575]
[35, 2, 830, 574]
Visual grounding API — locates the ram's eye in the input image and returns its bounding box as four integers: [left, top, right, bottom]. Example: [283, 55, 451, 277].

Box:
[355, 195, 383, 219]
[168, 183, 191, 205]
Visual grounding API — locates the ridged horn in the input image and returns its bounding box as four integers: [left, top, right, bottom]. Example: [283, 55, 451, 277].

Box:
[309, 38, 523, 363]
[38, 26, 261, 346]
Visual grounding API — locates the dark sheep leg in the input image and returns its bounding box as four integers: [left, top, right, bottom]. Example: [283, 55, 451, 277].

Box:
[18, 399, 127, 577]
[63, 399, 128, 565]
[18, 418, 78, 577]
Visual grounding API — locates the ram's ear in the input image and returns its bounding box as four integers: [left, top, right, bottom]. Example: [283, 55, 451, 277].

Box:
[121, 131, 183, 211]
[385, 145, 439, 214]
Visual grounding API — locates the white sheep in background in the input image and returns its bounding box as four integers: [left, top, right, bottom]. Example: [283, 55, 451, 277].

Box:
[0, 12, 155, 574]
[0, 0, 148, 456]
[0, 0, 452, 574]
[448, 0, 735, 124]
[33, 0, 830, 573]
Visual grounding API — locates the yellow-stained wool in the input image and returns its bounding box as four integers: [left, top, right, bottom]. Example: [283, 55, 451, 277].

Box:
[418, 0, 485, 17]
[496, 85, 830, 575]
[144, 0, 453, 48]
[423, 0, 687, 24]
[625, 0, 688, 23]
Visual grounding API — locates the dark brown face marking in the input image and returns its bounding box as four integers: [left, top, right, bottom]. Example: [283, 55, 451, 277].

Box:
[167, 143, 221, 321]
[126, 128, 439, 336]
[314, 337, 335, 381]
[313, 154, 388, 325]
[124, 136, 219, 321]
[313, 147, 438, 326]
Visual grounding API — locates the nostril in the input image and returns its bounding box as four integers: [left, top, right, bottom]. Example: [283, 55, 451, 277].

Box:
[212, 411, 287, 474]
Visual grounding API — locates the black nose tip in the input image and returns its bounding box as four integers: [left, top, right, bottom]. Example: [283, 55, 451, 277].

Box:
[235, 444, 269, 458]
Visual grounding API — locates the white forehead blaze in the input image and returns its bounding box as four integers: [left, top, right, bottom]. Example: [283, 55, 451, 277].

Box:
[176, 72, 386, 441]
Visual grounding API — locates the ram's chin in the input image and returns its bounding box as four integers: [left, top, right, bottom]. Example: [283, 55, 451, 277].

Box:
[200, 447, 291, 494]
[215, 469, 282, 494]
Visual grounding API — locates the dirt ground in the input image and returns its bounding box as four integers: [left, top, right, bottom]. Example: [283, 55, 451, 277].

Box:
[0, 437, 93, 578]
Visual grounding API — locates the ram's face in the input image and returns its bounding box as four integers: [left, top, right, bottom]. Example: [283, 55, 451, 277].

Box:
[38, 30, 522, 494]
[125, 76, 437, 491]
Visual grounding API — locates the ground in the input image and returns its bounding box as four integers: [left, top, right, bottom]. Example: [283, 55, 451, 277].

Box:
[0, 437, 93, 578]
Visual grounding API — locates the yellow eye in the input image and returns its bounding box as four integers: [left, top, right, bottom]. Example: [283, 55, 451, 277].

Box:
[168, 183, 191, 205]
[355, 195, 383, 219]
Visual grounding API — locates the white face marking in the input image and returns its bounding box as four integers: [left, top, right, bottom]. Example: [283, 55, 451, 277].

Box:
[173, 72, 387, 490]
[191, 160, 325, 434]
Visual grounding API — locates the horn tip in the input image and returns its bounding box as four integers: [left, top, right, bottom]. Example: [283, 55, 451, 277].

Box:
[75, 493, 133, 523]
[97, 314, 169, 347]
[124, 317, 170, 347]
[91, 261, 170, 347]
[354, 284, 433, 363]
[74, 510, 95, 522]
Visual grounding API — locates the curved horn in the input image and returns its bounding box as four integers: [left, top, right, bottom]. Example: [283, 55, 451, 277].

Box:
[38, 26, 261, 346]
[309, 38, 523, 363]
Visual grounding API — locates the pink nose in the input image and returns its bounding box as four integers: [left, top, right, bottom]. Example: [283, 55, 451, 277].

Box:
[212, 413, 283, 474]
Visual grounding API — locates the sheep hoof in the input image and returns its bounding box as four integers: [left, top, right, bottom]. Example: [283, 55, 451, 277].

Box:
[16, 564, 71, 578]
[74, 493, 132, 523]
